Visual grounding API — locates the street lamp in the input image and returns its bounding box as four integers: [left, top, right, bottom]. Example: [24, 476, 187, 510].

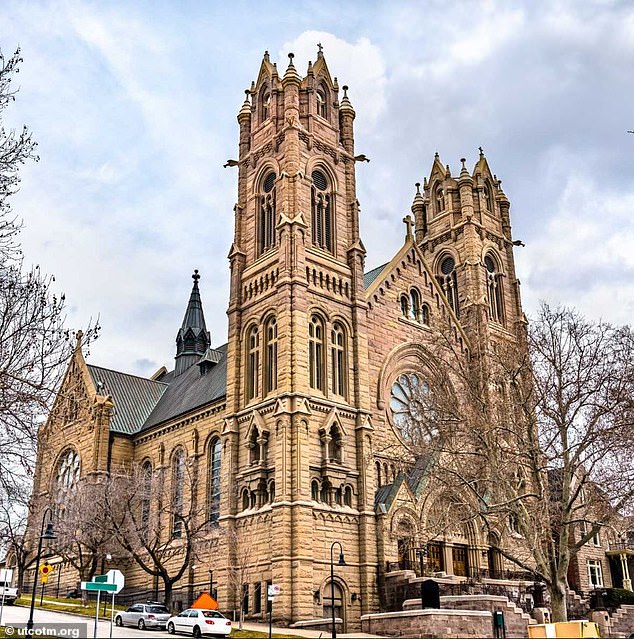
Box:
[329, 541, 346, 639]
[27, 507, 56, 632]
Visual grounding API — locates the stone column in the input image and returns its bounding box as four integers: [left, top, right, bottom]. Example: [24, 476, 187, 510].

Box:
[621, 552, 632, 590]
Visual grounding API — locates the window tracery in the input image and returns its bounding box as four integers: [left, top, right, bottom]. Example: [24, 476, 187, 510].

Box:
[246, 325, 259, 401]
[311, 169, 333, 252]
[330, 322, 346, 397]
[208, 437, 221, 524]
[258, 171, 277, 255]
[309, 315, 325, 392]
[484, 254, 504, 324]
[437, 255, 459, 316]
[264, 316, 278, 395]
[171, 448, 185, 538]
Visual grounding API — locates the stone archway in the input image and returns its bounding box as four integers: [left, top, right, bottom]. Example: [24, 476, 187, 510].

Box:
[323, 580, 346, 632]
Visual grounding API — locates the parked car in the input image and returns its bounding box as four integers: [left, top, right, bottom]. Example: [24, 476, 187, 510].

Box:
[166, 608, 232, 637]
[115, 602, 171, 630]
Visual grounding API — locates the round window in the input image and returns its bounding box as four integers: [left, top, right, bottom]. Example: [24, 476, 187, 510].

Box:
[389, 373, 439, 447]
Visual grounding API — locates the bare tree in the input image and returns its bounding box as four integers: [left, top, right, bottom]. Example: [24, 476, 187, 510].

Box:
[420, 304, 634, 622]
[105, 461, 208, 609]
[52, 479, 118, 599]
[0, 47, 98, 497]
[223, 524, 252, 630]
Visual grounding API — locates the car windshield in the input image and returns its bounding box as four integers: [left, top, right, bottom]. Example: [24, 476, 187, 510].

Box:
[148, 606, 169, 613]
[201, 611, 224, 618]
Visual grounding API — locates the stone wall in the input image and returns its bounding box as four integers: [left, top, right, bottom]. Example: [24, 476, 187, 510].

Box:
[361, 609, 493, 638]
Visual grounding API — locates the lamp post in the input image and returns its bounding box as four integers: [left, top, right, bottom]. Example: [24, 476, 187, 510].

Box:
[27, 507, 56, 632]
[329, 541, 346, 639]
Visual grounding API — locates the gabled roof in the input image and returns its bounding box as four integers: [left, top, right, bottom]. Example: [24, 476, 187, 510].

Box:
[141, 343, 228, 432]
[87, 365, 168, 435]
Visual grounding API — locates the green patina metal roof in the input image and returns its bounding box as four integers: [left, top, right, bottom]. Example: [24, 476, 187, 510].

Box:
[87, 365, 168, 435]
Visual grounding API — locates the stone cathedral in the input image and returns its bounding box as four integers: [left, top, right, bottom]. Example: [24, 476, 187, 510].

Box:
[27, 48, 537, 631]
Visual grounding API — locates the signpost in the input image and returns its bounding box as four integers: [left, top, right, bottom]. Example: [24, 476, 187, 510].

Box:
[39, 562, 53, 605]
[267, 584, 281, 639]
[82, 572, 124, 639]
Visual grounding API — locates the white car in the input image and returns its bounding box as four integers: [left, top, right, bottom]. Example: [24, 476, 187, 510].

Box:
[166, 608, 232, 637]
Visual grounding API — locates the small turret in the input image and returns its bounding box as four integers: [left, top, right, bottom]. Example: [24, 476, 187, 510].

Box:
[175, 270, 211, 376]
[411, 182, 426, 243]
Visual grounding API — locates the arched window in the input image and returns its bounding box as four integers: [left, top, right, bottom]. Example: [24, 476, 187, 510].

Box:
[171, 448, 186, 538]
[434, 184, 445, 215]
[375, 461, 382, 487]
[261, 90, 271, 122]
[55, 448, 80, 508]
[208, 438, 221, 524]
[249, 428, 260, 464]
[311, 480, 320, 501]
[141, 460, 152, 539]
[311, 169, 333, 252]
[309, 315, 325, 391]
[264, 316, 278, 395]
[400, 294, 409, 318]
[484, 181, 493, 213]
[316, 88, 327, 119]
[484, 254, 504, 324]
[344, 485, 353, 507]
[246, 325, 259, 401]
[330, 322, 346, 397]
[421, 303, 430, 326]
[241, 488, 250, 511]
[268, 480, 275, 503]
[409, 288, 421, 321]
[258, 171, 277, 255]
[320, 480, 331, 504]
[437, 255, 459, 316]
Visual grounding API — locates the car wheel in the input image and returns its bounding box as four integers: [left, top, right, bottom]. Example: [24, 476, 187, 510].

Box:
[138, 619, 146, 630]
[192, 626, 202, 638]
[167, 622, 175, 635]
[115, 616, 123, 627]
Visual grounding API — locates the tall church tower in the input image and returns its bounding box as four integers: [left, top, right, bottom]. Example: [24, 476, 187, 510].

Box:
[413, 149, 525, 344]
[223, 48, 376, 626]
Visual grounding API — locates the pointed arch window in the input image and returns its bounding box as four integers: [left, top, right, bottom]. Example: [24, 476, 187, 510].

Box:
[421, 303, 430, 326]
[484, 181, 494, 213]
[258, 172, 277, 255]
[328, 425, 343, 463]
[330, 322, 347, 398]
[400, 294, 409, 318]
[171, 448, 186, 538]
[141, 460, 152, 540]
[264, 316, 278, 395]
[409, 288, 421, 321]
[435, 184, 445, 215]
[208, 437, 221, 524]
[311, 169, 333, 253]
[55, 448, 80, 511]
[261, 90, 271, 122]
[309, 315, 325, 392]
[437, 255, 459, 317]
[484, 254, 504, 325]
[316, 88, 327, 119]
[246, 325, 259, 401]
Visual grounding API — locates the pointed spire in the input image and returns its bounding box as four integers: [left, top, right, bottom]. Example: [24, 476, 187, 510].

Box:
[175, 270, 211, 376]
[412, 182, 424, 207]
[283, 52, 301, 84]
[238, 89, 251, 120]
[339, 84, 355, 114]
[307, 60, 313, 76]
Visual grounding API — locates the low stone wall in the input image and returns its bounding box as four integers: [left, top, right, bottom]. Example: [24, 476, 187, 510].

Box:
[289, 618, 341, 633]
[361, 609, 493, 638]
[403, 595, 534, 639]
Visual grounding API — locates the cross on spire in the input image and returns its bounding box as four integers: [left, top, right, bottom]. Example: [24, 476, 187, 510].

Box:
[317, 42, 323, 54]
[192, 269, 200, 284]
[402, 215, 414, 239]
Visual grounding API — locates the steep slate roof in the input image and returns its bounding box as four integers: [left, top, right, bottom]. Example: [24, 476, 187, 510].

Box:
[141, 343, 228, 431]
[87, 343, 228, 436]
[87, 365, 168, 435]
[364, 263, 388, 289]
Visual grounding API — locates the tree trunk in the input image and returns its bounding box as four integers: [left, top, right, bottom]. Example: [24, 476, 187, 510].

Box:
[550, 581, 568, 623]
[163, 579, 173, 610]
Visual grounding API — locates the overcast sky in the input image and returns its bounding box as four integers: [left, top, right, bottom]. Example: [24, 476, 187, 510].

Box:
[4, 0, 634, 376]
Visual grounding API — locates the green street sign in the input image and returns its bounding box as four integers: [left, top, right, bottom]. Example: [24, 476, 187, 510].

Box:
[81, 581, 117, 592]
[94, 575, 108, 583]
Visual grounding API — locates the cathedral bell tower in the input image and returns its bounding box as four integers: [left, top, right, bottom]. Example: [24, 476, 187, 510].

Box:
[223, 47, 375, 627]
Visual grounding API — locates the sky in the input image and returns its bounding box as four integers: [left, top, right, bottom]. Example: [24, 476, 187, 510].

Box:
[3, 0, 634, 377]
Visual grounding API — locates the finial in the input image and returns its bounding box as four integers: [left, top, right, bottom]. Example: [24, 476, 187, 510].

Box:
[342, 85, 349, 98]
[434, 151, 439, 161]
[288, 52, 295, 63]
[264, 50, 270, 61]
[423, 177, 428, 187]
[250, 81, 255, 92]
[192, 269, 200, 284]
[317, 42, 323, 55]
[74, 330, 83, 352]
[479, 146, 484, 157]
[415, 182, 421, 194]
[461, 158, 467, 169]
[445, 164, 451, 177]
[307, 60, 313, 74]
[402, 215, 415, 239]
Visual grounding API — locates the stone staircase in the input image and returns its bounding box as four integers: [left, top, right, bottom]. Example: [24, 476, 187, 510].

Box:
[609, 603, 634, 638]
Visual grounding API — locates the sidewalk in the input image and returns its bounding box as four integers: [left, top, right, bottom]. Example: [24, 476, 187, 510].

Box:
[240, 620, 385, 638]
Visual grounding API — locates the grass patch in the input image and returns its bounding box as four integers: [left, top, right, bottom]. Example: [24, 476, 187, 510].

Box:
[15, 595, 127, 619]
[231, 632, 297, 638]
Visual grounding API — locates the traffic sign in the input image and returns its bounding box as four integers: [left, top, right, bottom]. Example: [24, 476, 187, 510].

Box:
[268, 584, 281, 597]
[81, 581, 117, 593]
[105, 569, 125, 594]
[40, 563, 54, 576]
